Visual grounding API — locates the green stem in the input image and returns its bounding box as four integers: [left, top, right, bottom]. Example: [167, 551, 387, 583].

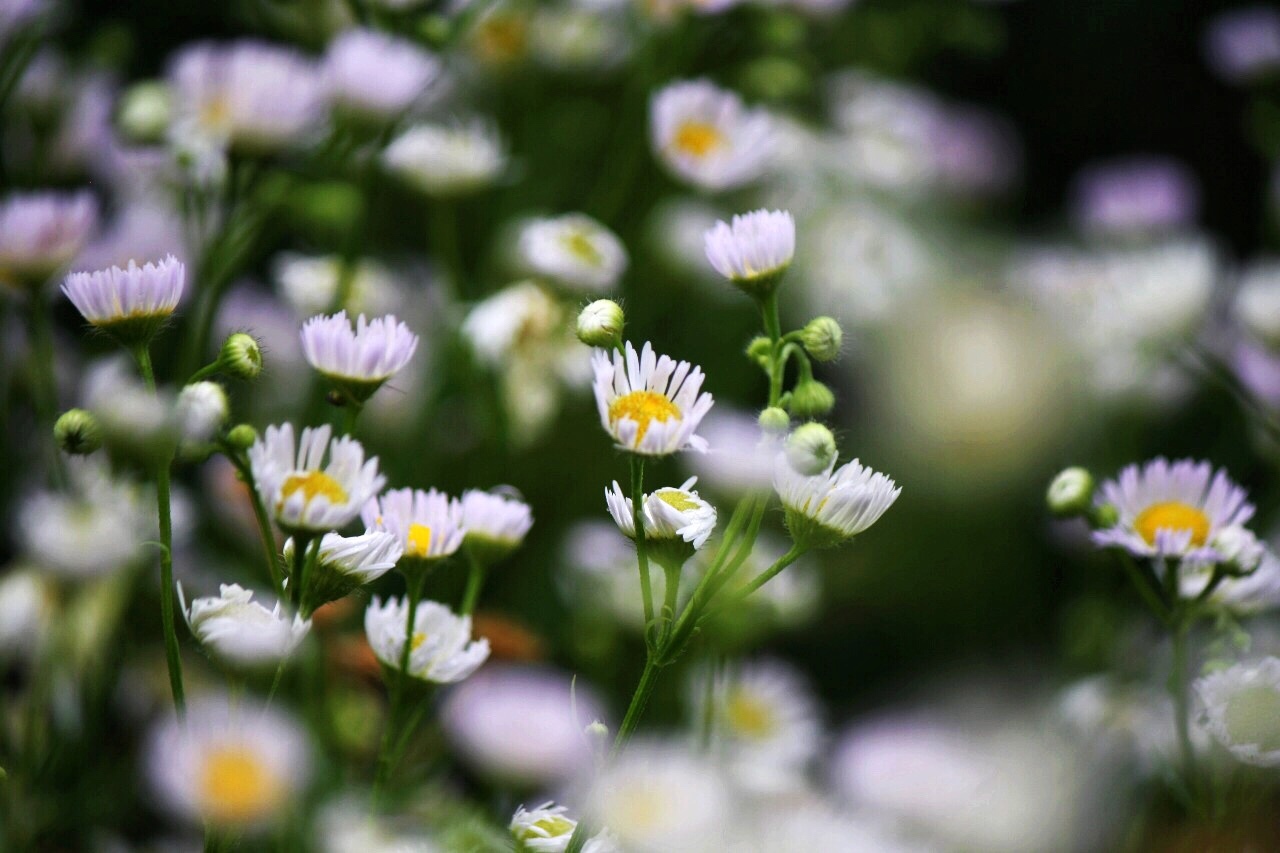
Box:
[659, 564, 681, 644]
[373, 571, 425, 805]
[760, 292, 784, 407]
[429, 201, 463, 300]
[187, 361, 221, 383]
[290, 535, 313, 610]
[630, 456, 655, 630]
[1170, 619, 1202, 810]
[736, 544, 806, 599]
[460, 549, 487, 615]
[226, 449, 284, 598]
[26, 293, 63, 486]
[610, 654, 662, 760]
[1117, 552, 1173, 626]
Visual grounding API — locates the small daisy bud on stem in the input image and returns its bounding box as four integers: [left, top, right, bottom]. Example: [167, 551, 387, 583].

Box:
[219, 332, 263, 380]
[746, 336, 772, 365]
[576, 299, 625, 349]
[801, 316, 843, 362]
[54, 408, 103, 456]
[225, 424, 258, 451]
[177, 382, 229, 446]
[789, 379, 835, 418]
[758, 406, 790, 434]
[785, 422, 837, 476]
[116, 81, 172, 145]
[1046, 467, 1095, 518]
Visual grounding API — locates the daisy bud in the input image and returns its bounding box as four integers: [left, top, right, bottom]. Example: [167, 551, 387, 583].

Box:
[758, 406, 790, 435]
[789, 379, 835, 418]
[1093, 503, 1119, 528]
[226, 424, 258, 451]
[785, 423, 836, 476]
[746, 336, 772, 365]
[576, 299, 625, 349]
[1046, 467, 1094, 518]
[54, 408, 102, 456]
[176, 382, 229, 449]
[116, 81, 171, 145]
[585, 719, 609, 743]
[801, 316, 843, 362]
[219, 332, 263, 380]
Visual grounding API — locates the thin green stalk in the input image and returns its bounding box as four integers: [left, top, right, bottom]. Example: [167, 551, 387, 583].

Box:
[1117, 552, 1173, 626]
[342, 399, 362, 437]
[373, 571, 425, 804]
[226, 450, 284, 598]
[1170, 620, 1202, 811]
[736, 544, 806, 599]
[610, 655, 662, 760]
[760, 293, 784, 407]
[659, 564, 681, 644]
[429, 202, 463, 300]
[26, 293, 63, 486]
[630, 456, 655, 629]
[460, 549, 487, 615]
[290, 535, 313, 610]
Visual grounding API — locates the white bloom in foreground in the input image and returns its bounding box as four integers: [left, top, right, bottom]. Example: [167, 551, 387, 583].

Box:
[461, 488, 533, 559]
[518, 213, 628, 293]
[774, 455, 900, 548]
[703, 209, 795, 294]
[0, 570, 54, 662]
[1234, 260, 1280, 350]
[1092, 458, 1254, 565]
[0, 191, 97, 287]
[146, 696, 311, 828]
[323, 28, 441, 120]
[364, 596, 489, 683]
[683, 407, 777, 495]
[727, 804, 924, 853]
[592, 341, 714, 456]
[315, 798, 440, 853]
[169, 40, 323, 152]
[363, 487, 464, 564]
[383, 121, 507, 197]
[442, 664, 605, 785]
[1197, 657, 1280, 767]
[510, 802, 619, 853]
[310, 530, 404, 585]
[650, 79, 772, 191]
[605, 477, 717, 550]
[249, 423, 385, 535]
[179, 583, 310, 668]
[62, 254, 184, 342]
[176, 381, 228, 446]
[300, 310, 419, 400]
[587, 742, 731, 853]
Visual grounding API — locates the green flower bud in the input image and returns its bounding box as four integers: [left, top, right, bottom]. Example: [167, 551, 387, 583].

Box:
[226, 424, 258, 451]
[758, 406, 790, 434]
[785, 422, 837, 476]
[801, 316, 843, 362]
[220, 333, 263, 380]
[1047, 467, 1095, 518]
[116, 81, 171, 145]
[789, 379, 835, 418]
[746, 336, 773, 365]
[1092, 503, 1119, 528]
[54, 409, 103, 456]
[576, 299, 625, 348]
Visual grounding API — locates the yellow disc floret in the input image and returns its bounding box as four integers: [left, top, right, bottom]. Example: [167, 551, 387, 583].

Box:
[609, 390, 681, 444]
[656, 490, 699, 512]
[199, 745, 282, 825]
[280, 471, 348, 506]
[406, 523, 433, 558]
[1134, 501, 1211, 548]
[672, 121, 725, 158]
[724, 689, 775, 739]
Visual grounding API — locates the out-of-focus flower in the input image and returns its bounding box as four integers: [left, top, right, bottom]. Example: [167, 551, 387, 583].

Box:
[315, 798, 441, 852]
[0, 0, 45, 37]
[461, 488, 533, 564]
[0, 191, 97, 289]
[82, 357, 177, 457]
[726, 803, 923, 853]
[466, 2, 532, 66]
[1070, 157, 1198, 239]
[300, 311, 419, 403]
[77, 201, 190, 276]
[775, 454, 900, 549]
[1234, 260, 1280, 350]
[179, 583, 310, 668]
[517, 213, 628, 293]
[683, 407, 777, 495]
[364, 596, 490, 682]
[0, 569, 54, 662]
[441, 664, 604, 785]
[1205, 6, 1280, 83]
[274, 253, 405, 319]
[146, 695, 311, 829]
[1092, 458, 1255, 566]
[585, 742, 732, 853]
[1197, 658, 1280, 766]
[383, 121, 507, 197]
[591, 341, 713, 456]
[176, 381, 228, 448]
[651, 79, 773, 191]
[560, 521, 669, 630]
[248, 423, 385, 535]
[62, 254, 184, 346]
[117, 80, 173, 144]
[362, 488, 464, 566]
[18, 459, 151, 578]
[323, 28, 441, 122]
[703, 208, 795, 298]
[168, 40, 323, 153]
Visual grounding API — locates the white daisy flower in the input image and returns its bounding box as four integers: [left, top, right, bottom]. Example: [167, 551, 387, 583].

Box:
[315, 798, 441, 853]
[62, 254, 184, 345]
[179, 583, 311, 669]
[1092, 458, 1255, 564]
[703, 209, 795, 296]
[1196, 657, 1280, 766]
[517, 213, 628, 293]
[309, 530, 404, 585]
[1234, 259, 1280, 350]
[461, 488, 533, 563]
[362, 487, 464, 565]
[0, 569, 54, 663]
[605, 476, 717, 550]
[146, 695, 311, 829]
[774, 455, 901, 549]
[650, 79, 773, 191]
[0, 190, 97, 288]
[510, 802, 619, 853]
[168, 40, 323, 153]
[275, 253, 405, 319]
[591, 341, 714, 456]
[323, 28, 441, 121]
[383, 121, 507, 197]
[175, 381, 228, 447]
[248, 423, 386, 536]
[299, 310, 419, 402]
[364, 596, 489, 683]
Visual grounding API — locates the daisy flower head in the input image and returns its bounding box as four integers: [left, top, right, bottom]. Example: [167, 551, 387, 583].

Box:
[288, 530, 403, 613]
[383, 120, 508, 198]
[364, 596, 489, 683]
[517, 213, 628, 293]
[323, 28, 442, 122]
[1196, 657, 1280, 767]
[592, 341, 714, 456]
[62, 254, 185, 346]
[299, 310, 419, 403]
[703, 209, 795, 298]
[650, 79, 773, 191]
[605, 477, 717, 568]
[774, 454, 901, 549]
[362, 487, 465, 568]
[0, 190, 97, 289]
[146, 695, 310, 829]
[179, 583, 310, 670]
[1091, 458, 1255, 565]
[510, 802, 618, 853]
[461, 488, 533, 565]
[248, 423, 385, 536]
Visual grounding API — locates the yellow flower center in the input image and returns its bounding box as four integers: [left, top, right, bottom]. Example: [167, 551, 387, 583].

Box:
[562, 230, 603, 266]
[672, 121, 725, 158]
[724, 689, 775, 739]
[1225, 686, 1280, 751]
[520, 816, 575, 840]
[199, 745, 282, 825]
[281, 471, 348, 506]
[1134, 501, 1211, 548]
[608, 390, 681, 444]
[406, 523, 433, 558]
[656, 491, 699, 512]
[200, 95, 232, 133]
[410, 631, 427, 651]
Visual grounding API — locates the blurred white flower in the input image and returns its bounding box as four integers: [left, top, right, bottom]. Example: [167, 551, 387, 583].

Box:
[650, 79, 773, 191]
[1070, 157, 1198, 239]
[365, 596, 489, 682]
[323, 28, 441, 121]
[0, 569, 54, 662]
[682, 407, 777, 495]
[0, 190, 97, 288]
[1197, 657, 1280, 766]
[275, 253, 406, 319]
[176, 381, 228, 446]
[362, 487, 464, 565]
[179, 583, 310, 668]
[383, 121, 507, 197]
[1234, 259, 1280, 350]
[316, 798, 441, 852]
[518, 213, 628, 293]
